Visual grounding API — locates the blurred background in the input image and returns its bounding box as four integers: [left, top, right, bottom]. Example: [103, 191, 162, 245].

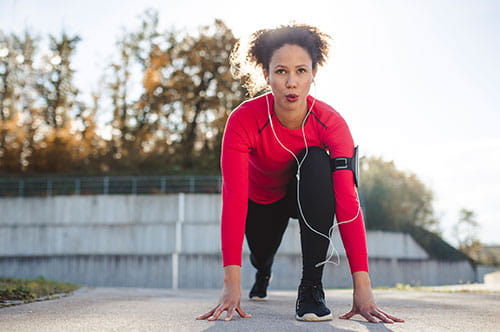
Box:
[0, 0, 499, 288]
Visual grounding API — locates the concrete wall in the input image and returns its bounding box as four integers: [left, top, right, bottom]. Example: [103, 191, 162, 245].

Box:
[476, 265, 500, 283]
[0, 194, 479, 289]
[484, 270, 500, 285]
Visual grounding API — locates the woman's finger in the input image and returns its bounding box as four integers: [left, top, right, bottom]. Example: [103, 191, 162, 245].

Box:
[196, 307, 216, 320]
[378, 309, 405, 323]
[236, 306, 252, 318]
[360, 311, 379, 324]
[372, 309, 394, 324]
[339, 309, 356, 320]
[208, 305, 226, 321]
[224, 306, 235, 321]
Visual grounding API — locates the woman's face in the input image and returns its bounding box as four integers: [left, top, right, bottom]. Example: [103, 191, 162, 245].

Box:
[265, 44, 317, 114]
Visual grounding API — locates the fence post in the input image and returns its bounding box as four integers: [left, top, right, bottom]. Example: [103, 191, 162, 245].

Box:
[132, 177, 137, 195]
[189, 176, 195, 193]
[75, 178, 81, 195]
[160, 176, 166, 193]
[47, 178, 52, 196]
[19, 179, 24, 197]
[172, 192, 185, 289]
[103, 176, 109, 195]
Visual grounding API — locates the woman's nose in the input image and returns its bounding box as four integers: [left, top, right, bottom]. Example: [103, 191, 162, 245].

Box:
[286, 74, 298, 88]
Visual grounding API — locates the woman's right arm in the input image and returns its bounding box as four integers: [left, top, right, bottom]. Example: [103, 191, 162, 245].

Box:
[196, 108, 252, 322]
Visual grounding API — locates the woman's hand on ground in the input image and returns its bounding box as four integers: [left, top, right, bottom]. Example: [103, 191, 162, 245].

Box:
[196, 265, 251, 322]
[196, 283, 251, 321]
[339, 286, 404, 323]
[340, 271, 404, 324]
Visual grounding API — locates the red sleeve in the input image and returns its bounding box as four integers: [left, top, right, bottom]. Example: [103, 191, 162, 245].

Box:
[220, 109, 251, 266]
[325, 114, 369, 274]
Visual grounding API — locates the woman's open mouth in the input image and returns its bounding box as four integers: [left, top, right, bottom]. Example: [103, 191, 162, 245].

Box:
[286, 94, 299, 103]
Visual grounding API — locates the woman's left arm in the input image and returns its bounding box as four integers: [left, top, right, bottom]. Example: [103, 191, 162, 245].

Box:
[322, 109, 404, 323]
[340, 271, 405, 323]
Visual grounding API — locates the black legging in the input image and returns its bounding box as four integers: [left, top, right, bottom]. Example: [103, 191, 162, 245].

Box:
[245, 147, 335, 283]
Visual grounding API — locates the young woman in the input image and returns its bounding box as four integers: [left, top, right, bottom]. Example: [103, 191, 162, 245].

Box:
[197, 24, 404, 324]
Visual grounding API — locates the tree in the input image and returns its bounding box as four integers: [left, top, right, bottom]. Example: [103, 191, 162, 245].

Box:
[360, 156, 437, 231]
[0, 30, 41, 173]
[0, 29, 104, 175]
[30, 33, 84, 173]
[452, 208, 482, 259]
[0, 31, 24, 171]
[172, 19, 245, 170]
[1, 13, 246, 175]
[105, 10, 245, 173]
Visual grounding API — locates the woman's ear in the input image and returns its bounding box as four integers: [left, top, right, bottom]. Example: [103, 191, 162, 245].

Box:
[263, 69, 269, 84]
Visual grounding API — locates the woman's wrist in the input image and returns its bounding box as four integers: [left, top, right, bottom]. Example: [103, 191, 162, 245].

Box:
[224, 265, 241, 286]
[352, 270, 372, 291]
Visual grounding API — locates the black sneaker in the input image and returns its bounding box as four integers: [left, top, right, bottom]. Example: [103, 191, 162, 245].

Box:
[295, 282, 333, 321]
[249, 272, 271, 300]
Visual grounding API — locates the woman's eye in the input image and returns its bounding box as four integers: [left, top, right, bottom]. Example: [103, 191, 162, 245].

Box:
[298, 68, 307, 73]
[275, 69, 286, 74]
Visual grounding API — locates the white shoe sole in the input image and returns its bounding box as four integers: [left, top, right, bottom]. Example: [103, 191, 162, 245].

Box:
[295, 312, 333, 321]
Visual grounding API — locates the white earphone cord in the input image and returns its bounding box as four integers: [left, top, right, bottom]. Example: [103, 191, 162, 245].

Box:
[265, 94, 361, 267]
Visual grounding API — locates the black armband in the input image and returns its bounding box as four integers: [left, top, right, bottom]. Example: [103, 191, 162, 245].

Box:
[330, 146, 359, 187]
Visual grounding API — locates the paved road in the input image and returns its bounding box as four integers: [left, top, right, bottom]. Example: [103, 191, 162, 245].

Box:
[0, 286, 499, 332]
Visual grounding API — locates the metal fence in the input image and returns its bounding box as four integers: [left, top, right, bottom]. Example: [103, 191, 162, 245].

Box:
[0, 175, 222, 197]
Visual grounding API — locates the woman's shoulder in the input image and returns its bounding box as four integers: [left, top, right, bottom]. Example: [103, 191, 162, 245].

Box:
[229, 93, 269, 122]
[310, 96, 345, 124]
[233, 93, 268, 112]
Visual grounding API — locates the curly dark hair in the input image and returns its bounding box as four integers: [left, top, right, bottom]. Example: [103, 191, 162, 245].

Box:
[230, 24, 331, 96]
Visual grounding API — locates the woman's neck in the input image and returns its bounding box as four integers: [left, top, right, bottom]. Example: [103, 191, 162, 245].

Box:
[274, 101, 308, 129]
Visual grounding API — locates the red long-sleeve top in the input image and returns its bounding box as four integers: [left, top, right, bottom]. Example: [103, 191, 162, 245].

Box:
[220, 93, 369, 274]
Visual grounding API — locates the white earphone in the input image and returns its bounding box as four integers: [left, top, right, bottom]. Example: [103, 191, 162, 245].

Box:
[265, 93, 361, 268]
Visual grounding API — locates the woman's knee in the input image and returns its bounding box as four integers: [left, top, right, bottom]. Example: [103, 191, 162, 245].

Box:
[297, 146, 331, 174]
[298, 146, 330, 164]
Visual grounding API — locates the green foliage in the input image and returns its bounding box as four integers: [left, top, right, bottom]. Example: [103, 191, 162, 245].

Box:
[359, 156, 470, 260]
[0, 29, 95, 174]
[394, 283, 414, 290]
[106, 13, 245, 172]
[474, 246, 500, 266]
[0, 10, 245, 176]
[360, 156, 437, 231]
[360, 157, 468, 261]
[453, 208, 483, 260]
[0, 276, 79, 303]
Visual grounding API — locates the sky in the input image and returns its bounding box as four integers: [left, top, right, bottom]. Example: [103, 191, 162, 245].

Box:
[1, 0, 499, 246]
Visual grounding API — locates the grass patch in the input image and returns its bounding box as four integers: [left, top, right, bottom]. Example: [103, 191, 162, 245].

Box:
[0, 276, 80, 304]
